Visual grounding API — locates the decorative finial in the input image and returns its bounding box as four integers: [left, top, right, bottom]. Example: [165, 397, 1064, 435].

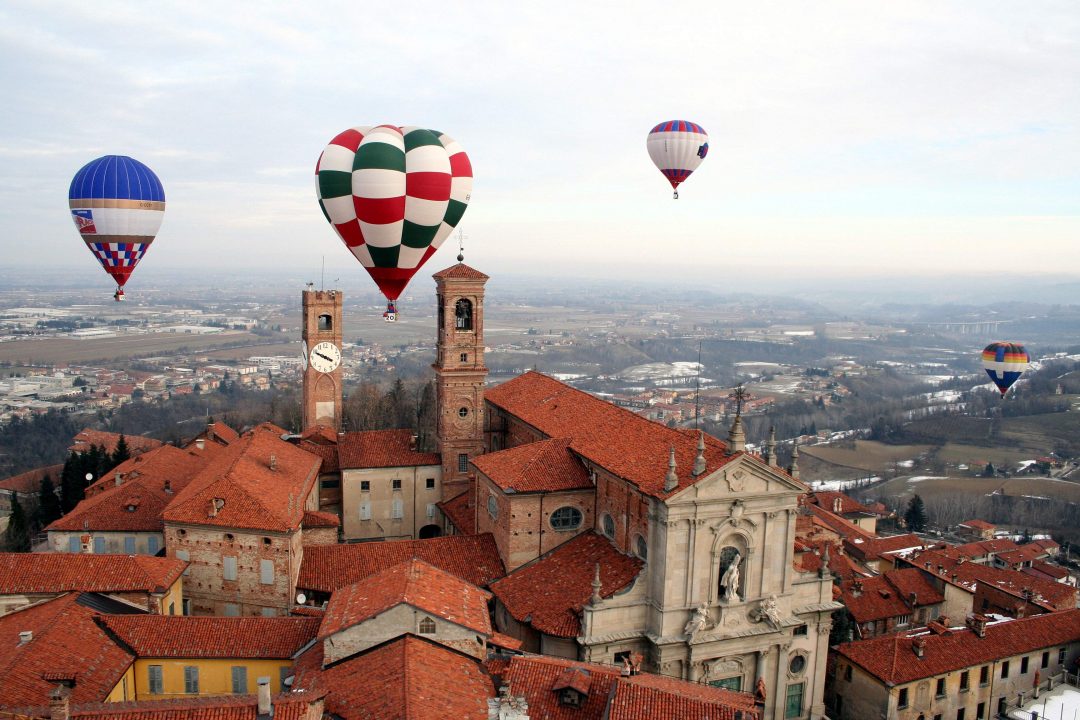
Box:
[820, 543, 831, 578]
[789, 443, 800, 479]
[664, 446, 679, 491]
[692, 431, 707, 476]
[766, 425, 778, 467]
[727, 386, 747, 454]
[590, 563, 603, 604]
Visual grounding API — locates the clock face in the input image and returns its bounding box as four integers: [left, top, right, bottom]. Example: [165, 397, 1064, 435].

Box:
[309, 341, 341, 373]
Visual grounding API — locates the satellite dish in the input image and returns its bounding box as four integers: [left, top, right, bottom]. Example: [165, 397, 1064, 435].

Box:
[295, 592, 307, 605]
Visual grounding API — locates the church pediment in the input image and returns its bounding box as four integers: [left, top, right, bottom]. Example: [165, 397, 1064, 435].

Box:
[666, 455, 805, 504]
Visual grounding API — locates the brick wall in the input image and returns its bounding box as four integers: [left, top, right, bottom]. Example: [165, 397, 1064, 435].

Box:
[594, 468, 649, 556]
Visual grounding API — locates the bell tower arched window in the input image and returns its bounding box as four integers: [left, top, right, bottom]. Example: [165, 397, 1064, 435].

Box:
[455, 299, 473, 330]
[318, 314, 332, 331]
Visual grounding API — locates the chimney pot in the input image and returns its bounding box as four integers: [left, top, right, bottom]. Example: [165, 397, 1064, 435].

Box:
[49, 684, 71, 720]
[18, 630, 32, 644]
[269, 454, 277, 471]
[257, 676, 271, 715]
[195, 438, 206, 450]
[114, 472, 123, 487]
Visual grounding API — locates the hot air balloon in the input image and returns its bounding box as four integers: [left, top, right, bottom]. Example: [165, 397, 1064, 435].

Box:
[647, 120, 709, 199]
[981, 342, 1030, 397]
[316, 125, 472, 321]
[68, 155, 165, 301]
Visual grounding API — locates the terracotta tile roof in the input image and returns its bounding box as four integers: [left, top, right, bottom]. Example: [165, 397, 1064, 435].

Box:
[844, 533, 926, 562]
[337, 429, 439, 469]
[795, 541, 871, 581]
[840, 569, 944, 626]
[489, 532, 644, 638]
[0, 594, 134, 708]
[51, 445, 215, 532]
[0, 464, 63, 495]
[66, 693, 323, 720]
[300, 425, 338, 444]
[438, 491, 476, 534]
[959, 519, 995, 530]
[0, 553, 185, 595]
[951, 538, 1018, 559]
[805, 503, 875, 541]
[302, 509, 340, 528]
[485, 372, 739, 500]
[500, 654, 759, 720]
[71, 429, 163, 456]
[472, 438, 591, 493]
[97, 616, 320, 658]
[810, 491, 879, 517]
[836, 609, 1080, 685]
[163, 430, 321, 532]
[319, 559, 491, 639]
[489, 630, 524, 651]
[432, 263, 490, 280]
[883, 567, 946, 607]
[1025, 561, 1070, 581]
[295, 635, 494, 720]
[296, 438, 339, 473]
[901, 550, 1077, 610]
[202, 421, 239, 445]
[297, 534, 504, 593]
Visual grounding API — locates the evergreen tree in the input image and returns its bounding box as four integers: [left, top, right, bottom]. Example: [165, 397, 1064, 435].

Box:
[982, 462, 996, 477]
[35, 475, 62, 529]
[904, 494, 928, 533]
[60, 451, 83, 514]
[4, 494, 31, 552]
[112, 434, 131, 467]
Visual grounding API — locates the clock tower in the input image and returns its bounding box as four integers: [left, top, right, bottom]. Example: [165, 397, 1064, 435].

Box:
[302, 287, 343, 431]
[432, 263, 489, 501]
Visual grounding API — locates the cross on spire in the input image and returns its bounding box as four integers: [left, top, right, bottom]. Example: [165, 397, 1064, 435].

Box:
[729, 385, 749, 416]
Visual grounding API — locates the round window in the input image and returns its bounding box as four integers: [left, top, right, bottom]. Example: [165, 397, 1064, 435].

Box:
[458, 407, 469, 418]
[550, 506, 583, 530]
[635, 535, 648, 560]
[602, 514, 615, 538]
[487, 495, 498, 519]
[790, 655, 806, 675]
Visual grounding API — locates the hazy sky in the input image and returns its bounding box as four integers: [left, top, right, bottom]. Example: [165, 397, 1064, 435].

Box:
[2, 1, 1078, 289]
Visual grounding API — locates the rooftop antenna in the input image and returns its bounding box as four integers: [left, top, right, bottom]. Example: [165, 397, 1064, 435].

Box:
[456, 227, 467, 263]
[694, 339, 702, 429]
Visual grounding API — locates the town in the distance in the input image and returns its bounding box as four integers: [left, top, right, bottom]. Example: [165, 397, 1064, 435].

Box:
[1, 262, 1079, 720]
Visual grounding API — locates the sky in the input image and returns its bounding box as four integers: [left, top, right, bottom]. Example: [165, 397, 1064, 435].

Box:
[1, 1, 1079, 290]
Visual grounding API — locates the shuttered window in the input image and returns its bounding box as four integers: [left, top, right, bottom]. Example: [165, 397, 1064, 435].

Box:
[231, 665, 247, 694]
[148, 665, 163, 694]
[391, 498, 404, 519]
[184, 666, 199, 694]
[68, 536, 80, 553]
[124, 536, 136, 554]
[148, 535, 160, 554]
[223, 556, 237, 581]
[260, 559, 274, 585]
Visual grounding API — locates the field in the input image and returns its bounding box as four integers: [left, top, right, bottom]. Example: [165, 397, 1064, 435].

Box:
[869, 474, 1080, 503]
[800, 441, 932, 473]
[202, 342, 301, 360]
[0, 331, 265, 365]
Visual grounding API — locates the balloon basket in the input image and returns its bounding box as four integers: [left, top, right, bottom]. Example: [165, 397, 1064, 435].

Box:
[383, 301, 397, 322]
[114, 289, 125, 302]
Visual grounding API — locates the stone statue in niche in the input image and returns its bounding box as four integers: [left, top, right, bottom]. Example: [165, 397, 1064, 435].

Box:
[683, 602, 712, 639]
[720, 550, 742, 602]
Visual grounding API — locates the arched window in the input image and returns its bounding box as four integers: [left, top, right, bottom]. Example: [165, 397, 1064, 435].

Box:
[318, 314, 332, 331]
[601, 513, 615, 538]
[550, 506, 583, 530]
[634, 535, 648, 560]
[487, 495, 498, 519]
[419, 616, 436, 634]
[455, 299, 473, 330]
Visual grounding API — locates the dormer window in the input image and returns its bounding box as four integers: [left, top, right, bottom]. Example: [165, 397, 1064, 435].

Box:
[558, 689, 584, 708]
[552, 667, 590, 708]
[418, 616, 436, 634]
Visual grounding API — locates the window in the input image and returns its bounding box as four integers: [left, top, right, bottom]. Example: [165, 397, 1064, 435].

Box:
[898, 688, 909, 709]
[844, 665, 852, 681]
[1042, 651, 1050, 668]
[896, 614, 911, 627]
[148, 665, 163, 694]
[260, 559, 274, 585]
[148, 535, 160, 555]
[359, 501, 372, 520]
[458, 406, 468, 418]
[318, 314, 332, 331]
[176, 549, 190, 574]
[635, 535, 648, 560]
[280, 666, 292, 690]
[976, 701, 985, 720]
[169, 602, 175, 615]
[711, 676, 742, 691]
[321, 478, 340, 489]
[392, 478, 402, 490]
[231, 665, 247, 694]
[936, 678, 945, 698]
[124, 536, 136, 554]
[182, 599, 191, 616]
[1021, 656, 1029, 674]
[224, 603, 240, 616]
[790, 655, 806, 675]
[223, 556, 238, 581]
[68, 536, 80, 553]
[550, 506, 583, 530]
[419, 616, 436, 634]
[458, 454, 468, 473]
[785, 682, 804, 718]
[487, 495, 498, 519]
[979, 665, 989, 686]
[426, 478, 435, 489]
[455, 299, 473, 330]
[261, 607, 276, 617]
[460, 353, 468, 363]
[360, 480, 370, 492]
[601, 513, 615, 538]
[93, 536, 106, 554]
[391, 498, 404, 519]
[426, 503, 437, 518]
[184, 666, 199, 694]
[794, 624, 808, 636]
[957, 709, 965, 720]
[960, 670, 969, 692]
[1059, 648, 1067, 664]
[1001, 661, 1009, 679]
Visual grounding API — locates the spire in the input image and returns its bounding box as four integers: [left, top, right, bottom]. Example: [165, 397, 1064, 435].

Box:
[727, 385, 747, 454]
[789, 443, 800, 480]
[692, 431, 707, 476]
[820, 543, 831, 578]
[664, 446, 679, 491]
[766, 426, 778, 467]
[590, 563, 603, 605]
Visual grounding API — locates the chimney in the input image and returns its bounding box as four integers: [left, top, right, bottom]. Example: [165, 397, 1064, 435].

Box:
[18, 630, 32, 644]
[909, 592, 918, 608]
[49, 685, 70, 720]
[206, 423, 216, 441]
[851, 580, 863, 598]
[410, 433, 418, 451]
[209, 497, 224, 517]
[114, 472, 123, 487]
[195, 437, 206, 450]
[913, 637, 926, 659]
[966, 614, 988, 638]
[664, 447, 678, 492]
[163, 478, 172, 494]
[833, 497, 842, 513]
[257, 676, 272, 715]
[269, 454, 277, 471]
[692, 431, 706, 477]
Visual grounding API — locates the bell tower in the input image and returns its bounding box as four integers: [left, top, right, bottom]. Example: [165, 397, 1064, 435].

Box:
[302, 287, 343, 431]
[432, 263, 489, 501]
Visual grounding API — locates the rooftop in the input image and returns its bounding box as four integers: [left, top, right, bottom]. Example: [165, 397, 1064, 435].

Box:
[337, 429, 440, 470]
[472, 437, 592, 493]
[0, 463, 64, 495]
[98, 615, 320, 658]
[0, 553, 186, 595]
[71, 429, 163, 456]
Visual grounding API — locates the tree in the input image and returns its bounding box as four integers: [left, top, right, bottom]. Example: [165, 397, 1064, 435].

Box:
[112, 434, 131, 467]
[4, 494, 31, 552]
[35, 475, 62, 529]
[59, 451, 84, 514]
[905, 494, 928, 533]
[982, 462, 996, 478]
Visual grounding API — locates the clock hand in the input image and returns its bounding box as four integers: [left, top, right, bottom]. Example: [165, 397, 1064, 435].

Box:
[315, 351, 333, 362]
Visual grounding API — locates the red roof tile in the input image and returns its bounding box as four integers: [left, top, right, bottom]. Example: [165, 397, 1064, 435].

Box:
[296, 439, 339, 473]
[959, 519, 995, 530]
[336, 429, 439, 469]
[485, 372, 738, 499]
[950, 538, 1018, 559]
[432, 263, 490, 280]
[490, 532, 644, 638]
[489, 631, 524, 651]
[805, 504, 875, 541]
[295, 635, 494, 720]
[66, 693, 323, 720]
[0, 464, 63, 495]
[438, 491, 476, 534]
[836, 610, 1080, 684]
[297, 534, 504, 593]
[0, 553, 185, 595]
[163, 431, 321, 532]
[810, 491, 879, 517]
[0, 594, 133, 708]
[844, 533, 926, 562]
[71, 429, 163, 456]
[97, 615, 320, 658]
[319, 559, 491, 639]
[607, 673, 758, 720]
[472, 438, 591, 493]
[840, 569, 944, 626]
[302, 509, 340, 528]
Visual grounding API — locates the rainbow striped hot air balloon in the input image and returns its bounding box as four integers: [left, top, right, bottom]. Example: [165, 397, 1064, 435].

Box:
[316, 125, 472, 320]
[69, 155, 165, 301]
[981, 342, 1030, 397]
[647, 120, 709, 199]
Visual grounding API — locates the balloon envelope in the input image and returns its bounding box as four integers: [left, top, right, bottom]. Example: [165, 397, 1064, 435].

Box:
[981, 342, 1030, 396]
[647, 120, 709, 196]
[68, 155, 165, 289]
[316, 125, 472, 301]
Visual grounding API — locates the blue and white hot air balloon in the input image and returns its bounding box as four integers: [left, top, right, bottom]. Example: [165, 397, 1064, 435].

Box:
[68, 155, 165, 300]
